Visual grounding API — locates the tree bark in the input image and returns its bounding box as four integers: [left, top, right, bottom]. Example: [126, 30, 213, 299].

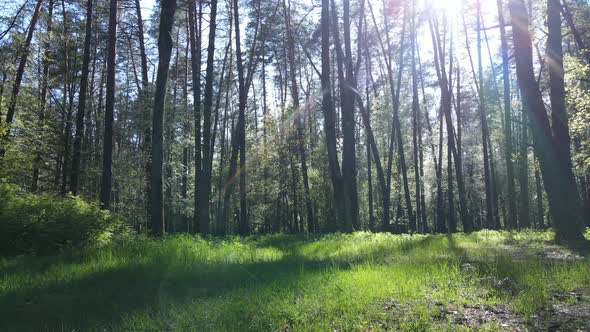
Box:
[188, 0, 202, 234]
[283, 0, 314, 232]
[198, 0, 218, 235]
[340, 0, 360, 231]
[509, 0, 584, 242]
[70, 0, 93, 195]
[150, 0, 177, 234]
[320, 0, 345, 229]
[135, 0, 152, 227]
[100, 0, 118, 210]
[32, 0, 54, 192]
[497, 0, 518, 228]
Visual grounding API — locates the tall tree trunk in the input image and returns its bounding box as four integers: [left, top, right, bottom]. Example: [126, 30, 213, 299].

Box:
[454, 65, 470, 232]
[100, 0, 118, 210]
[447, 114, 456, 233]
[370, 0, 409, 230]
[165, 42, 180, 233]
[497, 0, 517, 228]
[70, 0, 93, 195]
[340, 0, 360, 231]
[509, 0, 584, 242]
[330, 0, 353, 232]
[198, 0, 218, 235]
[135, 0, 152, 227]
[283, 0, 314, 232]
[365, 34, 375, 232]
[0, 0, 44, 161]
[476, 0, 496, 229]
[411, 1, 422, 232]
[216, 28, 233, 235]
[430, 16, 471, 232]
[355, 11, 389, 230]
[389, 7, 414, 232]
[233, 0, 248, 235]
[320, 0, 344, 229]
[188, 0, 202, 234]
[150, 0, 177, 234]
[182, 24, 189, 216]
[33, 0, 54, 192]
[547, 0, 582, 239]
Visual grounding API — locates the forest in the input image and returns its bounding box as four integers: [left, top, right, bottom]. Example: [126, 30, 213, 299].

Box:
[1, 0, 590, 330]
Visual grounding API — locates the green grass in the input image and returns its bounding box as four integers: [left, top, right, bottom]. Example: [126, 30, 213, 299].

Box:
[1, 230, 589, 331]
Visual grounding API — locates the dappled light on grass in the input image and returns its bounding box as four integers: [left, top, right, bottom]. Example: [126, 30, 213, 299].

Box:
[1, 230, 589, 330]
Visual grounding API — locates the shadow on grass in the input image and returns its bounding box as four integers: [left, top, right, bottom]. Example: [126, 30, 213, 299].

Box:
[1, 232, 536, 331]
[0, 256, 338, 331]
[1, 235, 415, 331]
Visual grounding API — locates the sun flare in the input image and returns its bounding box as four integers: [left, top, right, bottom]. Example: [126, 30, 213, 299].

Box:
[431, 0, 464, 15]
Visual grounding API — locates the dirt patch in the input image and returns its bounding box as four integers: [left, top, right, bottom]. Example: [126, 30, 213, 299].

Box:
[539, 250, 585, 261]
[498, 238, 586, 262]
[530, 290, 590, 331]
[369, 288, 590, 331]
[368, 298, 526, 331]
[436, 302, 525, 331]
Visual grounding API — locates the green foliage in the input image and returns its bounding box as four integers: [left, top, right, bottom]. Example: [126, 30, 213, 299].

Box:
[565, 55, 590, 172]
[0, 182, 124, 256]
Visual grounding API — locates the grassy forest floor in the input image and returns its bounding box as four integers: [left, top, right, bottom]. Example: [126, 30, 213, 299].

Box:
[1, 230, 590, 331]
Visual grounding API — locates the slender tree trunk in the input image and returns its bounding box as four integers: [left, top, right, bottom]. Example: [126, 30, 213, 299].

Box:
[233, 0, 248, 235]
[33, 0, 54, 192]
[436, 105, 446, 232]
[188, 0, 202, 234]
[340, 0, 360, 231]
[447, 114, 456, 233]
[390, 9, 414, 232]
[100, 0, 118, 210]
[476, 0, 496, 229]
[70, 0, 93, 195]
[411, 2, 422, 232]
[454, 65, 470, 232]
[135, 0, 152, 226]
[430, 16, 471, 232]
[320, 0, 344, 229]
[182, 23, 189, 215]
[497, 0, 517, 228]
[283, 0, 314, 233]
[365, 37, 375, 232]
[150, 0, 177, 235]
[216, 29, 233, 235]
[164, 42, 180, 233]
[371, 0, 409, 230]
[197, 0, 218, 235]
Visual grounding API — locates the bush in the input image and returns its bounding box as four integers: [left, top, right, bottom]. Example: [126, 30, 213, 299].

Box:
[0, 183, 123, 256]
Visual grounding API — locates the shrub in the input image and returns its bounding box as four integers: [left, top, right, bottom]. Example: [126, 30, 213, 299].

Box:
[0, 183, 123, 256]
